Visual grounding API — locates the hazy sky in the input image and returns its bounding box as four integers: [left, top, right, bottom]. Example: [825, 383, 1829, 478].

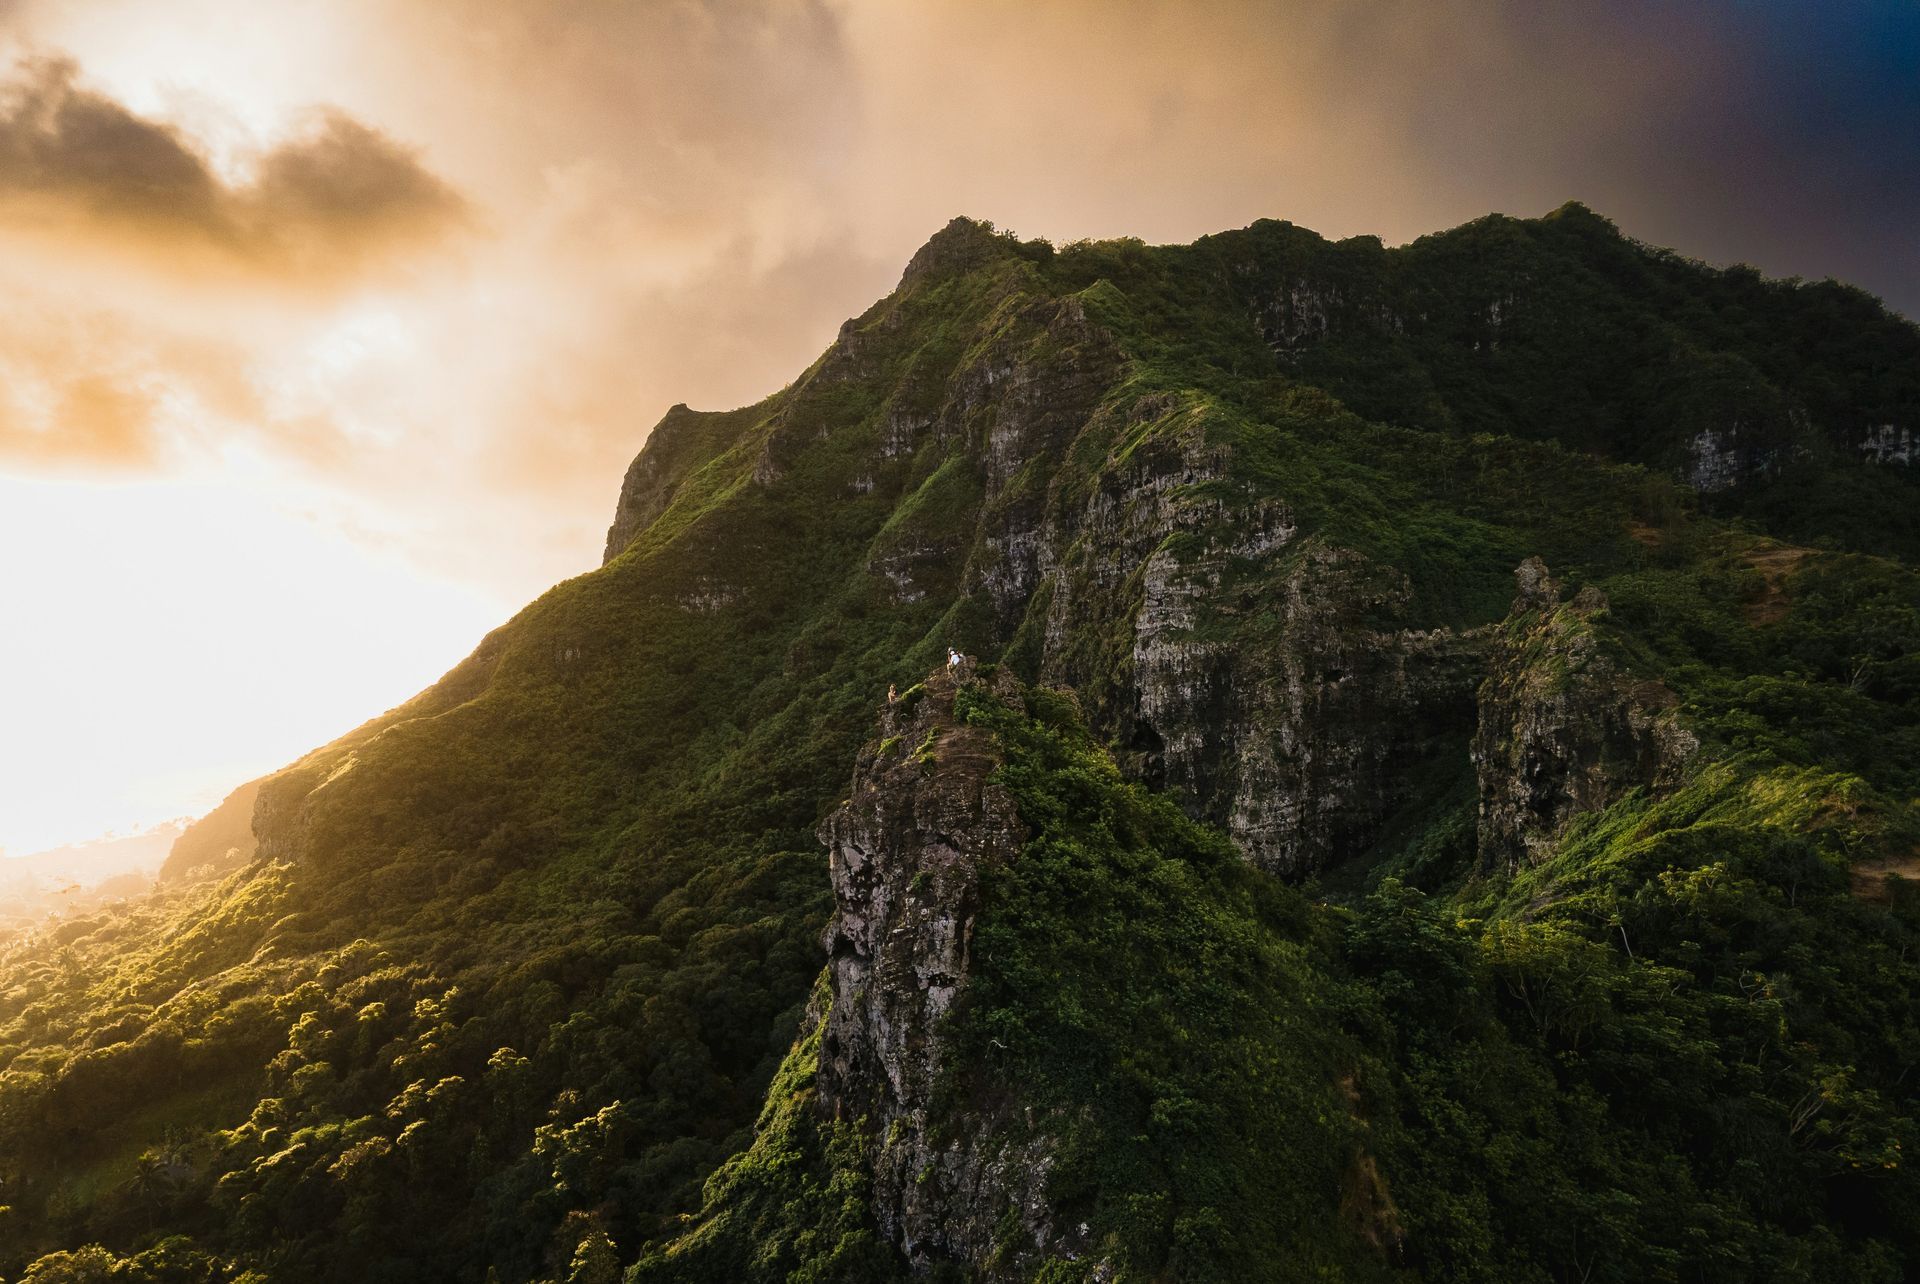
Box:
[1, 0, 1915, 855]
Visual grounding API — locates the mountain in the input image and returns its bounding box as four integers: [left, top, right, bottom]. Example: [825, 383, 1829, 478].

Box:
[1, 204, 1915, 1283]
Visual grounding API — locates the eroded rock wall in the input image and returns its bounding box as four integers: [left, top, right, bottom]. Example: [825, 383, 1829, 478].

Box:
[1472, 558, 1699, 873]
[814, 665, 1071, 1275]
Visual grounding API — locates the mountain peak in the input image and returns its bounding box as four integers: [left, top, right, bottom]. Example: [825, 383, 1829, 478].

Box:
[899, 215, 1027, 285]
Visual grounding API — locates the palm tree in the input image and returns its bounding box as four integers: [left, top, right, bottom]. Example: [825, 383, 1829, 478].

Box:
[127, 1147, 189, 1228]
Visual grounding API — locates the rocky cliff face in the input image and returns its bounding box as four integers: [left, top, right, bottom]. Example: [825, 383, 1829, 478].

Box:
[1109, 534, 1482, 877]
[814, 663, 1076, 1277]
[1472, 558, 1699, 874]
[868, 327, 1482, 878]
[977, 399, 1482, 877]
[578, 208, 1918, 895]
[604, 401, 764, 563]
[730, 247, 1470, 881]
[605, 404, 698, 562]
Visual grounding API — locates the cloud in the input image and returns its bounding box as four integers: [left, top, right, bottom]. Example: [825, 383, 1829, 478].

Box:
[0, 0, 1913, 565]
[1609, 0, 1920, 315]
[0, 292, 250, 472]
[0, 371, 156, 469]
[0, 54, 467, 279]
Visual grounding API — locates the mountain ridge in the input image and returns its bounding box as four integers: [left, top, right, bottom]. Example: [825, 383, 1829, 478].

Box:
[1, 204, 1915, 1283]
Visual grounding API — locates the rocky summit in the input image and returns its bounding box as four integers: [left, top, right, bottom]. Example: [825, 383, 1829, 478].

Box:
[4, 207, 1919, 1283]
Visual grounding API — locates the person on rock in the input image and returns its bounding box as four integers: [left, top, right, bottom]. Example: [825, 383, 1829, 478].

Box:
[947, 647, 963, 670]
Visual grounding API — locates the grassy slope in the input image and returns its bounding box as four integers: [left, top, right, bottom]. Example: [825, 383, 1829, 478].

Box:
[1350, 543, 1920, 1282]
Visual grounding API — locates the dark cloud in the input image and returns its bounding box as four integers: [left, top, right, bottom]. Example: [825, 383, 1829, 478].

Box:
[1485, 1, 1920, 318]
[0, 55, 467, 277]
[810, 0, 1920, 318]
[1691, 1, 1920, 315]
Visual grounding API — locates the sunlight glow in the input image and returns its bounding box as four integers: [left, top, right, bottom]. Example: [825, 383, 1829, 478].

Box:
[0, 0, 1907, 863]
[0, 473, 507, 856]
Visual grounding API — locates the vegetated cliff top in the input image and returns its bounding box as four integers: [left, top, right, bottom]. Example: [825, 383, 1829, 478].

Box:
[607, 199, 1919, 575]
[1, 203, 1916, 1283]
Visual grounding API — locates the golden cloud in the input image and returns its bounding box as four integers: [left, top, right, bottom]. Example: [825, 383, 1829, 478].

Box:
[0, 55, 467, 279]
[0, 371, 154, 469]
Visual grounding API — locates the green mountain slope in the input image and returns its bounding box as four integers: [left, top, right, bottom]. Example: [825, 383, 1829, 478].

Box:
[1, 206, 1915, 1283]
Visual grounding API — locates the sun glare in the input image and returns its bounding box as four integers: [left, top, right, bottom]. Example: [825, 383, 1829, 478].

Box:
[0, 472, 506, 857]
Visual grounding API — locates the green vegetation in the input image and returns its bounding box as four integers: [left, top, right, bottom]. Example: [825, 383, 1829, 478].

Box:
[630, 980, 902, 1284]
[1345, 536, 1920, 1281]
[1, 207, 1916, 1281]
[648, 648, 1920, 1281]
[945, 686, 1381, 1282]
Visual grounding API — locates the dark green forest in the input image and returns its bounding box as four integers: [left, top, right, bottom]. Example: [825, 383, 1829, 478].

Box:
[2, 205, 1916, 1282]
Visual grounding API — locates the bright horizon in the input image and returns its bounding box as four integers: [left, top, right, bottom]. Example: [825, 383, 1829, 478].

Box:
[1, 0, 1915, 855]
[0, 470, 504, 855]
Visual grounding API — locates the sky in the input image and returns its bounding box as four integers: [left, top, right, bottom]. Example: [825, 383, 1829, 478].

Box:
[0, 0, 1915, 856]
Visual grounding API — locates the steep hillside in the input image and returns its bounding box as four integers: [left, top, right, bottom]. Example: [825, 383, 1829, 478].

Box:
[1, 206, 1915, 1283]
[156, 782, 261, 885]
[639, 665, 1390, 1282]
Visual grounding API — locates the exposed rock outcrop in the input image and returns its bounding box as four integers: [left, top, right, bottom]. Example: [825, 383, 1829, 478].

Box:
[1473, 559, 1698, 873]
[814, 664, 1071, 1276]
[898, 216, 1022, 287]
[952, 377, 1482, 877]
[1861, 423, 1918, 466]
[1684, 425, 1788, 493]
[1122, 537, 1482, 877]
[605, 404, 698, 562]
[604, 403, 765, 562]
